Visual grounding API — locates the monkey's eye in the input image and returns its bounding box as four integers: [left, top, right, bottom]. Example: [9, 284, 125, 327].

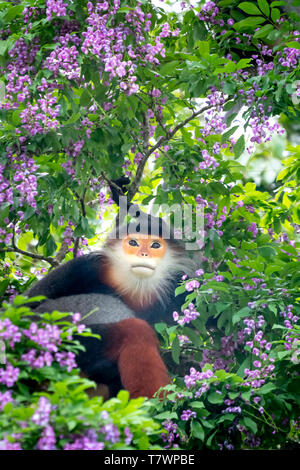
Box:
[128, 239, 139, 247]
[151, 241, 161, 249]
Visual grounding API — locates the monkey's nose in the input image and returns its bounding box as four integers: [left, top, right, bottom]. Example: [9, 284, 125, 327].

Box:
[141, 252, 148, 257]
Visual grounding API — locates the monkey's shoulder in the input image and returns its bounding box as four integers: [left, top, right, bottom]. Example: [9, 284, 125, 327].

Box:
[35, 293, 135, 324]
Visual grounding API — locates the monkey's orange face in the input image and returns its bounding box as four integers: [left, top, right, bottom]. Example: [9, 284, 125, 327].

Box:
[122, 234, 167, 278]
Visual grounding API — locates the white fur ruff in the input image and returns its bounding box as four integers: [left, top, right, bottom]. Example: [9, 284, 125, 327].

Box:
[105, 242, 192, 308]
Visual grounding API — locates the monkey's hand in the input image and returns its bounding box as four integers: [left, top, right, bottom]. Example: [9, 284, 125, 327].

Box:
[109, 176, 131, 206]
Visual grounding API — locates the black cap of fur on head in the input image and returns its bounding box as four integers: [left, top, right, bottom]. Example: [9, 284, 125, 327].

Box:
[110, 210, 179, 243]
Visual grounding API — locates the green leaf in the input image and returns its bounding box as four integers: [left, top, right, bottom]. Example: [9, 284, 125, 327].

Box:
[232, 306, 251, 325]
[193, 21, 207, 41]
[215, 369, 228, 381]
[12, 109, 21, 125]
[236, 58, 252, 70]
[234, 16, 265, 31]
[137, 435, 150, 450]
[80, 89, 91, 107]
[222, 82, 236, 95]
[222, 125, 239, 143]
[270, 1, 286, 6]
[182, 326, 202, 347]
[226, 260, 239, 276]
[241, 417, 258, 434]
[206, 429, 218, 447]
[254, 24, 274, 38]
[62, 112, 81, 125]
[238, 2, 262, 15]
[277, 350, 291, 360]
[0, 279, 9, 296]
[207, 391, 224, 404]
[197, 40, 210, 57]
[217, 413, 236, 423]
[154, 322, 167, 334]
[241, 390, 251, 401]
[191, 421, 205, 441]
[190, 401, 205, 409]
[4, 4, 24, 21]
[160, 61, 180, 76]
[154, 411, 178, 420]
[171, 335, 181, 364]
[117, 390, 129, 405]
[286, 41, 300, 49]
[241, 240, 257, 250]
[259, 382, 276, 394]
[259, 246, 277, 259]
[233, 135, 245, 158]
[271, 7, 280, 22]
[175, 285, 186, 296]
[258, 0, 270, 16]
[216, 302, 232, 314]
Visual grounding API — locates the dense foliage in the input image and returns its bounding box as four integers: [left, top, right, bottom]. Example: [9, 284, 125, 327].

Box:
[0, 0, 299, 450]
[0, 296, 162, 449]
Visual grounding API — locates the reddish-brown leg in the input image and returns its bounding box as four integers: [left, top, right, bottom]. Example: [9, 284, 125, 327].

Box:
[106, 318, 170, 398]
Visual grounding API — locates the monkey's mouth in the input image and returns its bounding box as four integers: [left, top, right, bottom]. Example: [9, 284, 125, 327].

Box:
[131, 264, 155, 277]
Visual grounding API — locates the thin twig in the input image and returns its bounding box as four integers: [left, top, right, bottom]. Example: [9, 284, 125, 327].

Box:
[73, 237, 80, 258]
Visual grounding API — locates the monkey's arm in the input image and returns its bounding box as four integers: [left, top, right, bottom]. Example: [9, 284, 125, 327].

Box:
[27, 253, 113, 301]
[135, 277, 188, 325]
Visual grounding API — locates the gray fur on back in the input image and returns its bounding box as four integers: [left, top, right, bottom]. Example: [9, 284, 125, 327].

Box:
[34, 293, 135, 325]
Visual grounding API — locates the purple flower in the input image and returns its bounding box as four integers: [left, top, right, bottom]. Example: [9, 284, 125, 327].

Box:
[36, 425, 56, 450]
[32, 397, 52, 427]
[180, 409, 196, 421]
[195, 269, 204, 276]
[64, 430, 105, 450]
[0, 318, 22, 348]
[0, 363, 20, 387]
[23, 323, 62, 351]
[184, 367, 214, 389]
[0, 390, 14, 410]
[162, 420, 179, 448]
[246, 222, 258, 238]
[174, 303, 200, 325]
[55, 350, 77, 371]
[46, 0, 68, 20]
[124, 427, 133, 445]
[0, 439, 22, 450]
[100, 422, 121, 444]
[185, 280, 200, 291]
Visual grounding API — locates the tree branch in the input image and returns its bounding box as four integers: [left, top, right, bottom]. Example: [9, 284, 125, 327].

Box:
[127, 100, 227, 201]
[0, 245, 59, 268]
[73, 187, 87, 218]
[54, 240, 69, 264]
